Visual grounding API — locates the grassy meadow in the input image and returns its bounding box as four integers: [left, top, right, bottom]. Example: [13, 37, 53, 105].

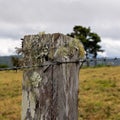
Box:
[0, 66, 120, 120]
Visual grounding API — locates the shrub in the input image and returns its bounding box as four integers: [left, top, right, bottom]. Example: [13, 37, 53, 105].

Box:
[0, 64, 8, 68]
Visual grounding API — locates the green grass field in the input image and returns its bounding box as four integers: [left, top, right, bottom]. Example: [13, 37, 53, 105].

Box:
[0, 66, 120, 120]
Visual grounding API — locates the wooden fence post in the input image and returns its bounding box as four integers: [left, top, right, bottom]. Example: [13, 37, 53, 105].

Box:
[21, 33, 84, 120]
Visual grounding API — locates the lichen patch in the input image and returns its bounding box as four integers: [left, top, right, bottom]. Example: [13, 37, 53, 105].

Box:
[30, 72, 42, 88]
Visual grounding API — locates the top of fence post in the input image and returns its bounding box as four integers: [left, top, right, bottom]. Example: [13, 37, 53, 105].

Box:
[21, 33, 85, 120]
[21, 33, 84, 66]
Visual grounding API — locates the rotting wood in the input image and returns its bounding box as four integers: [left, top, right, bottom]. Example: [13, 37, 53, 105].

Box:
[21, 33, 84, 120]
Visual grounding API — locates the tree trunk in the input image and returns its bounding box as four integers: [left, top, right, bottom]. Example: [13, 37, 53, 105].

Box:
[93, 53, 97, 66]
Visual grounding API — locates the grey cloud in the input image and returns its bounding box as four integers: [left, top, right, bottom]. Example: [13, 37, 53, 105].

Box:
[0, 0, 120, 39]
[99, 38, 120, 57]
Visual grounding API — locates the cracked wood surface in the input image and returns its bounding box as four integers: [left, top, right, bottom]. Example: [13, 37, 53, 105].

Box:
[21, 33, 84, 120]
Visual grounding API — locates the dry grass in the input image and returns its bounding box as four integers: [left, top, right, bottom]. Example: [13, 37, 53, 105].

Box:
[79, 66, 120, 120]
[0, 66, 120, 120]
[0, 70, 22, 120]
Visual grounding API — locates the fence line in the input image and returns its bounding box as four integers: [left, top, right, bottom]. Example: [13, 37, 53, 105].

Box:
[83, 58, 120, 67]
[0, 58, 120, 71]
[0, 59, 85, 71]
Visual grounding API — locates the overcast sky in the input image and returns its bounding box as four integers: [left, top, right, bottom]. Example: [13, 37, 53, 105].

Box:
[0, 0, 120, 57]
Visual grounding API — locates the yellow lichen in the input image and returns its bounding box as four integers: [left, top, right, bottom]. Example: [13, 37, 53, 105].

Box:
[69, 38, 85, 58]
[53, 38, 85, 59]
[30, 72, 42, 87]
[38, 31, 45, 35]
[56, 46, 68, 57]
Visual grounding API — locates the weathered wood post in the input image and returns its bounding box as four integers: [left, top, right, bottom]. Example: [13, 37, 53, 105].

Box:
[21, 33, 84, 120]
